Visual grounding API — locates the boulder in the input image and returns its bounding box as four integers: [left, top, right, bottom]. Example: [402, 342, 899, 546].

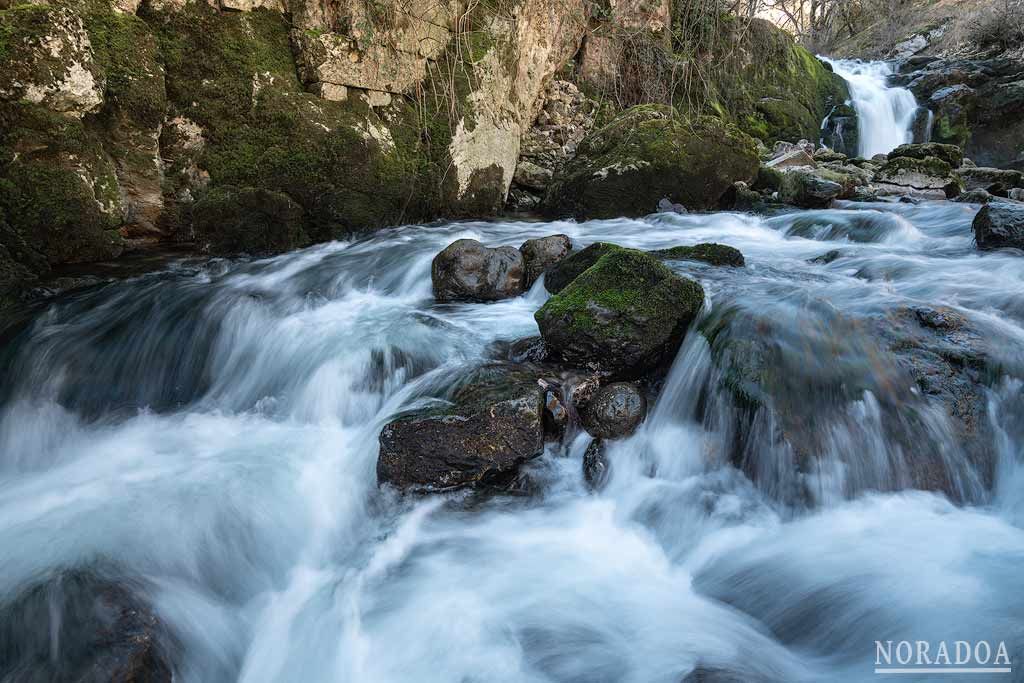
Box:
[0, 570, 174, 682]
[954, 189, 992, 204]
[973, 200, 1024, 251]
[765, 149, 816, 170]
[431, 239, 525, 303]
[582, 438, 609, 490]
[582, 382, 647, 438]
[889, 142, 964, 168]
[873, 156, 961, 198]
[544, 242, 623, 294]
[778, 169, 843, 208]
[512, 160, 554, 192]
[192, 187, 308, 256]
[519, 235, 572, 288]
[535, 248, 705, 374]
[650, 243, 745, 267]
[377, 364, 546, 491]
[956, 167, 1024, 193]
[542, 105, 759, 220]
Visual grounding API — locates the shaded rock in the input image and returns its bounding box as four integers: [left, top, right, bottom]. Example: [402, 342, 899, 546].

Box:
[542, 105, 759, 220]
[651, 243, 745, 267]
[718, 181, 762, 212]
[889, 142, 963, 167]
[507, 336, 549, 363]
[973, 200, 1024, 251]
[535, 248, 705, 374]
[431, 239, 525, 303]
[0, 569, 174, 683]
[582, 382, 647, 438]
[779, 169, 843, 208]
[956, 167, 1024, 193]
[542, 383, 569, 439]
[512, 160, 553, 192]
[656, 197, 687, 214]
[955, 188, 992, 204]
[544, 242, 622, 294]
[820, 103, 859, 158]
[582, 438, 609, 490]
[520, 235, 572, 288]
[192, 187, 308, 256]
[377, 364, 546, 491]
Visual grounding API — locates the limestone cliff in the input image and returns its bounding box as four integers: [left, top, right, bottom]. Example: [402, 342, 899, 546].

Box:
[0, 0, 843, 306]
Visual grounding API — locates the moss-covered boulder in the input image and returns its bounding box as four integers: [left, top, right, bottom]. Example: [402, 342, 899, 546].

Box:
[650, 243, 745, 267]
[544, 242, 624, 294]
[874, 156, 962, 197]
[778, 169, 844, 208]
[890, 143, 963, 168]
[377, 364, 546, 491]
[192, 186, 308, 256]
[535, 248, 705, 374]
[542, 105, 759, 220]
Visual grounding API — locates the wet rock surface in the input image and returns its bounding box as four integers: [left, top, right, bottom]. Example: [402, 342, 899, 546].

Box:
[0, 570, 174, 683]
[973, 199, 1024, 250]
[582, 382, 647, 439]
[377, 364, 546, 491]
[431, 240, 525, 303]
[520, 235, 572, 288]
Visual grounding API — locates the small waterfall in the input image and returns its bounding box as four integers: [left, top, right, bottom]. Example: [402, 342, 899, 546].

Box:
[823, 59, 919, 158]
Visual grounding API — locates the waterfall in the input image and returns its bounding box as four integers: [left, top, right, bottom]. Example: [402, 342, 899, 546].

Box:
[823, 59, 919, 158]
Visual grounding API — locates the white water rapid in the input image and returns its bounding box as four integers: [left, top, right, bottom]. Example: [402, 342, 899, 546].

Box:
[825, 59, 920, 158]
[2, 198, 1023, 681]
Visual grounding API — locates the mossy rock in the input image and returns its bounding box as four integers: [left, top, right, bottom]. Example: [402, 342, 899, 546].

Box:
[191, 186, 309, 256]
[650, 243, 745, 267]
[535, 248, 705, 374]
[889, 143, 963, 168]
[544, 242, 624, 294]
[542, 105, 759, 219]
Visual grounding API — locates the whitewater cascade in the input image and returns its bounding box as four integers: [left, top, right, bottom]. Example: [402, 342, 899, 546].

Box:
[1, 198, 1023, 681]
[825, 59, 920, 158]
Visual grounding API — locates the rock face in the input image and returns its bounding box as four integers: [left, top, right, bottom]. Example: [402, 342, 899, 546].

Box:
[0, 570, 173, 682]
[192, 187, 308, 255]
[519, 235, 572, 288]
[582, 382, 647, 438]
[956, 167, 1024, 194]
[898, 57, 1024, 170]
[535, 248, 705, 374]
[377, 364, 546, 491]
[973, 200, 1024, 250]
[873, 156, 961, 198]
[820, 103, 859, 158]
[431, 239, 525, 303]
[542, 105, 760, 220]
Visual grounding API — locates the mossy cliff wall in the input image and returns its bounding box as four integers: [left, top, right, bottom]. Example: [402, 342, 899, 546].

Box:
[0, 0, 841, 306]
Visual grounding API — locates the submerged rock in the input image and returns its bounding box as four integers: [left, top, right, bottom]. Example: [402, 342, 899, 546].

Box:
[582, 438, 609, 490]
[431, 240, 525, 303]
[542, 105, 759, 220]
[651, 243, 745, 267]
[973, 200, 1024, 251]
[377, 364, 546, 491]
[519, 235, 572, 288]
[582, 382, 647, 439]
[535, 248, 704, 375]
[0, 570, 174, 682]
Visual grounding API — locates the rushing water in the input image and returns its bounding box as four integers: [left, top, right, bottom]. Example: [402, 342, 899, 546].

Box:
[824, 60, 920, 158]
[1, 201, 1024, 681]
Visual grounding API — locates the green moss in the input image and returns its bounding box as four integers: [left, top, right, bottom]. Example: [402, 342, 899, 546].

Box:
[543, 106, 759, 219]
[651, 243, 745, 267]
[544, 242, 625, 293]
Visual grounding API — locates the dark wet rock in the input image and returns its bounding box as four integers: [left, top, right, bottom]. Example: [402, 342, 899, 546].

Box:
[582, 438, 609, 491]
[192, 186, 309, 256]
[431, 239, 525, 303]
[701, 301, 997, 504]
[582, 382, 647, 439]
[973, 200, 1024, 251]
[0, 569, 174, 683]
[519, 235, 572, 288]
[377, 364, 545, 491]
[809, 249, 843, 264]
[542, 105, 759, 220]
[778, 169, 843, 208]
[543, 385, 569, 440]
[889, 142, 964, 167]
[718, 182, 763, 212]
[820, 103, 859, 158]
[651, 243, 745, 267]
[508, 336, 550, 364]
[535, 248, 704, 375]
[544, 242, 622, 294]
